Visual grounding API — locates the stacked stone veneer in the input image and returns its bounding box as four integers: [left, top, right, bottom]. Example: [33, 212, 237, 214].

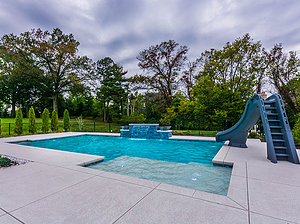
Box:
[120, 124, 172, 139]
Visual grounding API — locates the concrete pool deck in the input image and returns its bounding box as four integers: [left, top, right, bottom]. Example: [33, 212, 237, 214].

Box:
[0, 133, 299, 223]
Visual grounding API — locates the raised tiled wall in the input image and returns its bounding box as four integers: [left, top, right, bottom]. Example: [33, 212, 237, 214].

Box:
[120, 124, 172, 139]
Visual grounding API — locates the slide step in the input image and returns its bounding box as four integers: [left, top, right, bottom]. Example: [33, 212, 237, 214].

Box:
[276, 153, 289, 157]
[265, 106, 277, 110]
[267, 113, 278, 116]
[273, 139, 285, 143]
[274, 146, 287, 150]
[270, 126, 282, 129]
[268, 119, 280, 122]
[271, 133, 283, 136]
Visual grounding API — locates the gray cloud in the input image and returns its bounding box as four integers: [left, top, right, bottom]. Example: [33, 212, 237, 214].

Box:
[1, 0, 300, 77]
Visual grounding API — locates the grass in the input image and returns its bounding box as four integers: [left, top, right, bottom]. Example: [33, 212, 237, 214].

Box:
[172, 130, 219, 136]
[0, 118, 220, 137]
[0, 118, 121, 137]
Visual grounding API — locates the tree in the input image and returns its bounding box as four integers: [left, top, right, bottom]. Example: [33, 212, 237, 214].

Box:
[96, 57, 128, 122]
[263, 44, 300, 116]
[199, 33, 263, 102]
[180, 60, 199, 100]
[42, 108, 50, 133]
[63, 109, 70, 131]
[20, 28, 94, 114]
[51, 110, 58, 132]
[133, 40, 189, 107]
[14, 108, 23, 135]
[0, 33, 44, 117]
[292, 114, 300, 145]
[28, 106, 36, 134]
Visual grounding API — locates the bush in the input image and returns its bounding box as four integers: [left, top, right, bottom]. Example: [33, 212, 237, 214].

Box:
[42, 108, 50, 133]
[28, 106, 37, 134]
[292, 115, 300, 145]
[121, 113, 146, 123]
[51, 110, 58, 132]
[0, 156, 11, 167]
[14, 108, 23, 135]
[248, 131, 258, 138]
[63, 109, 70, 131]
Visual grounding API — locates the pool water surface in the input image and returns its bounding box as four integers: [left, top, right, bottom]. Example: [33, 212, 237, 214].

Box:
[18, 135, 232, 195]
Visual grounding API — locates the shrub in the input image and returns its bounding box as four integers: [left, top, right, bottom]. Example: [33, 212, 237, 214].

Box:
[28, 106, 37, 134]
[51, 110, 58, 132]
[63, 109, 70, 131]
[42, 108, 50, 133]
[292, 115, 300, 145]
[248, 131, 258, 138]
[121, 113, 146, 123]
[14, 108, 23, 135]
[0, 156, 11, 167]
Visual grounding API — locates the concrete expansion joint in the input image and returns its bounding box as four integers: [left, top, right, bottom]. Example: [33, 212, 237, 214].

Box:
[112, 183, 161, 224]
[0, 207, 25, 224]
[245, 162, 250, 224]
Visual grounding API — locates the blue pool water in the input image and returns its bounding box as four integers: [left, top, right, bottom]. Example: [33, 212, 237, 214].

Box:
[18, 135, 232, 195]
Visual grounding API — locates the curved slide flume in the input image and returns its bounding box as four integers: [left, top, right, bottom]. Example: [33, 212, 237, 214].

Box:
[215, 94, 299, 164]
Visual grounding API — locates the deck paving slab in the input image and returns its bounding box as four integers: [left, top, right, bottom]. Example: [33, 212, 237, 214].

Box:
[114, 189, 248, 224]
[156, 183, 195, 196]
[0, 165, 94, 212]
[192, 190, 246, 210]
[10, 176, 152, 224]
[250, 212, 298, 224]
[247, 161, 300, 186]
[0, 209, 6, 217]
[248, 177, 300, 223]
[123, 176, 161, 188]
[0, 214, 22, 224]
[0, 163, 51, 183]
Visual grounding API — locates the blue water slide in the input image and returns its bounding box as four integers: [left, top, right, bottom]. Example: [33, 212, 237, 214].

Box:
[215, 94, 299, 164]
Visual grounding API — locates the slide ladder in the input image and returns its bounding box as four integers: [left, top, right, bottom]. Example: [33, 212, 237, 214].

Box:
[216, 94, 299, 164]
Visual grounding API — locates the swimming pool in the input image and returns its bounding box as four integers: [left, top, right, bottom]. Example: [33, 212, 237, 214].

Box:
[18, 135, 231, 195]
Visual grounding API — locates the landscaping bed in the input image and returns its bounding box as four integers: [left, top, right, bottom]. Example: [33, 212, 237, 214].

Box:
[0, 155, 31, 168]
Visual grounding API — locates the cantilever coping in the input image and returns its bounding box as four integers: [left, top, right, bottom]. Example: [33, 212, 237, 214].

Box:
[77, 157, 105, 167]
[212, 141, 232, 166]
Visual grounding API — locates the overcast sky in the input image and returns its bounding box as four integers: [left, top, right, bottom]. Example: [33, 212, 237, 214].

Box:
[1, 0, 300, 78]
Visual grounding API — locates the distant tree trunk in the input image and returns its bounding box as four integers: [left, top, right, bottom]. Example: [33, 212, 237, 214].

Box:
[11, 101, 16, 117]
[53, 92, 58, 114]
[127, 98, 130, 117]
[103, 102, 107, 122]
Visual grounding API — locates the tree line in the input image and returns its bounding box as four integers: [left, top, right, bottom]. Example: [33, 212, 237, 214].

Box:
[1, 28, 300, 130]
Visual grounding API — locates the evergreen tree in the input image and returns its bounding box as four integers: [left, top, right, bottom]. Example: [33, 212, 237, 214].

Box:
[51, 110, 58, 132]
[63, 109, 70, 131]
[42, 108, 50, 133]
[14, 108, 23, 135]
[28, 106, 36, 134]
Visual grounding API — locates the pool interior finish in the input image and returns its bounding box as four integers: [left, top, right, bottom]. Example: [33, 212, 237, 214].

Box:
[17, 135, 232, 195]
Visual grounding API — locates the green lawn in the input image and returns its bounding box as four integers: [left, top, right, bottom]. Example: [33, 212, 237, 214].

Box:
[0, 118, 219, 137]
[0, 118, 121, 137]
[172, 130, 218, 136]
